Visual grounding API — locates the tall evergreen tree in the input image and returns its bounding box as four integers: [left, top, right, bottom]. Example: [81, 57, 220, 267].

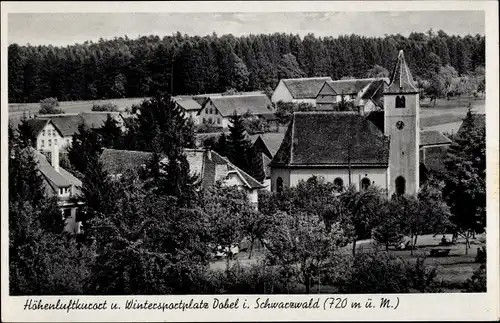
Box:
[100, 115, 123, 149]
[443, 109, 486, 254]
[68, 123, 103, 176]
[227, 113, 252, 172]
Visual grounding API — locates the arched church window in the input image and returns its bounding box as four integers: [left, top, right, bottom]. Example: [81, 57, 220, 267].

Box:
[334, 177, 344, 192]
[361, 177, 371, 190]
[395, 176, 406, 195]
[276, 177, 283, 193]
[396, 95, 406, 108]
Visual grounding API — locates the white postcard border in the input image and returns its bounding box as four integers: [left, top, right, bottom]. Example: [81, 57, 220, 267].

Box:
[1, 1, 499, 322]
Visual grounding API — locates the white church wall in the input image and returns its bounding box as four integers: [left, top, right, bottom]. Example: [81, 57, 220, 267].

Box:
[289, 167, 388, 191]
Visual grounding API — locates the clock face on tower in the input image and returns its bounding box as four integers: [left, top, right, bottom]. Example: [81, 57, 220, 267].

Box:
[396, 121, 405, 130]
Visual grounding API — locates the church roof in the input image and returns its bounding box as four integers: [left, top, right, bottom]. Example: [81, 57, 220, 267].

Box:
[271, 111, 390, 167]
[385, 50, 419, 94]
[249, 133, 286, 158]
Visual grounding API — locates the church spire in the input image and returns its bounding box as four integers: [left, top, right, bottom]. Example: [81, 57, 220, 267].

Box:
[385, 50, 419, 94]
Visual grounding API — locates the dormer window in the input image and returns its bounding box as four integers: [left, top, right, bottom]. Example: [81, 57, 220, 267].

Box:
[396, 95, 406, 108]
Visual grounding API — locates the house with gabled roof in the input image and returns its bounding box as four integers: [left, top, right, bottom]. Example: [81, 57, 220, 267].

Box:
[271, 50, 423, 197]
[173, 96, 203, 124]
[25, 118, 68, 152]
[30, 112, 126, 152]
[315, 77, 389, 112]
[33, 145, 83, 234]
[99, 148, 265, 206]
[197, 93, 274, 129]
[249, 133, 286, 191]
[271, 76, 333, 106]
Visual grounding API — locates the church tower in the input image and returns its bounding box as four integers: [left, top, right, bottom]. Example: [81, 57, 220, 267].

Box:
[384, 50, 420, 196]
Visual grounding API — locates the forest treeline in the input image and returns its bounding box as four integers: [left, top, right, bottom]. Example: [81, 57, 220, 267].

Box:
[8, 30, 485, 103]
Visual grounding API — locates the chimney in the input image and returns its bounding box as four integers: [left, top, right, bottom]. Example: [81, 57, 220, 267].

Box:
[357, 105, 365, 116]
[52, 144, 59, 172]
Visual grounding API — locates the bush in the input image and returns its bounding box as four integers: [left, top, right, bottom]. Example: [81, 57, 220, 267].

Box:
[39, 98, 64, 114]
[91, 103, 118, 112]
[336, 252, 437, 293]
[464, 264, 486, 292]
[197, 262, 299, 294]
[475, 245, 486, 263]
[195, 124, 223, 133]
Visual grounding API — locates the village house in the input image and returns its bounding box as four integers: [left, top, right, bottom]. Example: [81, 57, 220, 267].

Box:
[99, 148, 265, 206]
[25, 118, 68, 153]
[419, 114, 485, 175]
[29, 112, 127, 152]
[173, 96, 203, 124]
[33, 145, 83, 234]
[249, 133, 286, 190]
[270, 50, 422, 196]
[271, 76, 333, 106]
[196, 93, 274, 129]
[315, 77, 389, 112]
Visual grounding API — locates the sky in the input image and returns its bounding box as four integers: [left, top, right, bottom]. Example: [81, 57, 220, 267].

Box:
[8, 11, 485, 46]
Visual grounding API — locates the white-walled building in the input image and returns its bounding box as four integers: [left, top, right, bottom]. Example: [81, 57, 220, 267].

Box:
[173, 96, 202, 124]
[197, 94, 274, 129]
[315, 77, 389, 112]
[28, 112, 127, 152]
[270, 51, 421, 196]
[271, 77, 332, 106]
[33, 145, 83, 234]
[25, 119, 70, 152]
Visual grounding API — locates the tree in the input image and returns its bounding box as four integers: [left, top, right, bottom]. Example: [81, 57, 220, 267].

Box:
[226, 112, 253, 173]
[389, 194, 422, 255]
[211, 133, 229, 157]
[265, 211, 347, 294]
[8, 34, 485, 102]
[240, 208, 272, 259]
[336, 252, 437, 293]
[8, 143, 46, 207]
[366, 65, 389, 78]
[199, 185, 252, 270]
[9, 128, 93, 295]
[67, 123, 103, 176]
[443, 109, 486, 254]
[373, 199, 404, 251]
[91, 103, 119, 112]
[339, 185, 386, 256]
[99, 114, 123, 148]
[277, 53, 306, 79]
[89, 173, 213, 294]
[230, 53, 250, 91]
[136, 94, 196, 152]
[17, 114, 36, 148]
[39, 97, 64, 114]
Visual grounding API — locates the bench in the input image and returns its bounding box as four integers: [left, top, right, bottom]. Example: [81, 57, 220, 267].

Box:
[429, 249, 451, 257]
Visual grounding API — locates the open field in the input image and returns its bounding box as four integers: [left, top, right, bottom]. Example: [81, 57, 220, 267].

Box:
[8, 96, 485, 135]
[8, 97, 147, 127]
[210, 233, 485, 293]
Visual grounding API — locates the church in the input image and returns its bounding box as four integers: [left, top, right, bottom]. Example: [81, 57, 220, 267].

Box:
[269, 50, 420, 196]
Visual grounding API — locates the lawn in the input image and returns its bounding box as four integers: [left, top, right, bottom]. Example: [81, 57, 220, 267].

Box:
[420, 114, 464, 128]
[210, 233, 485, 293]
